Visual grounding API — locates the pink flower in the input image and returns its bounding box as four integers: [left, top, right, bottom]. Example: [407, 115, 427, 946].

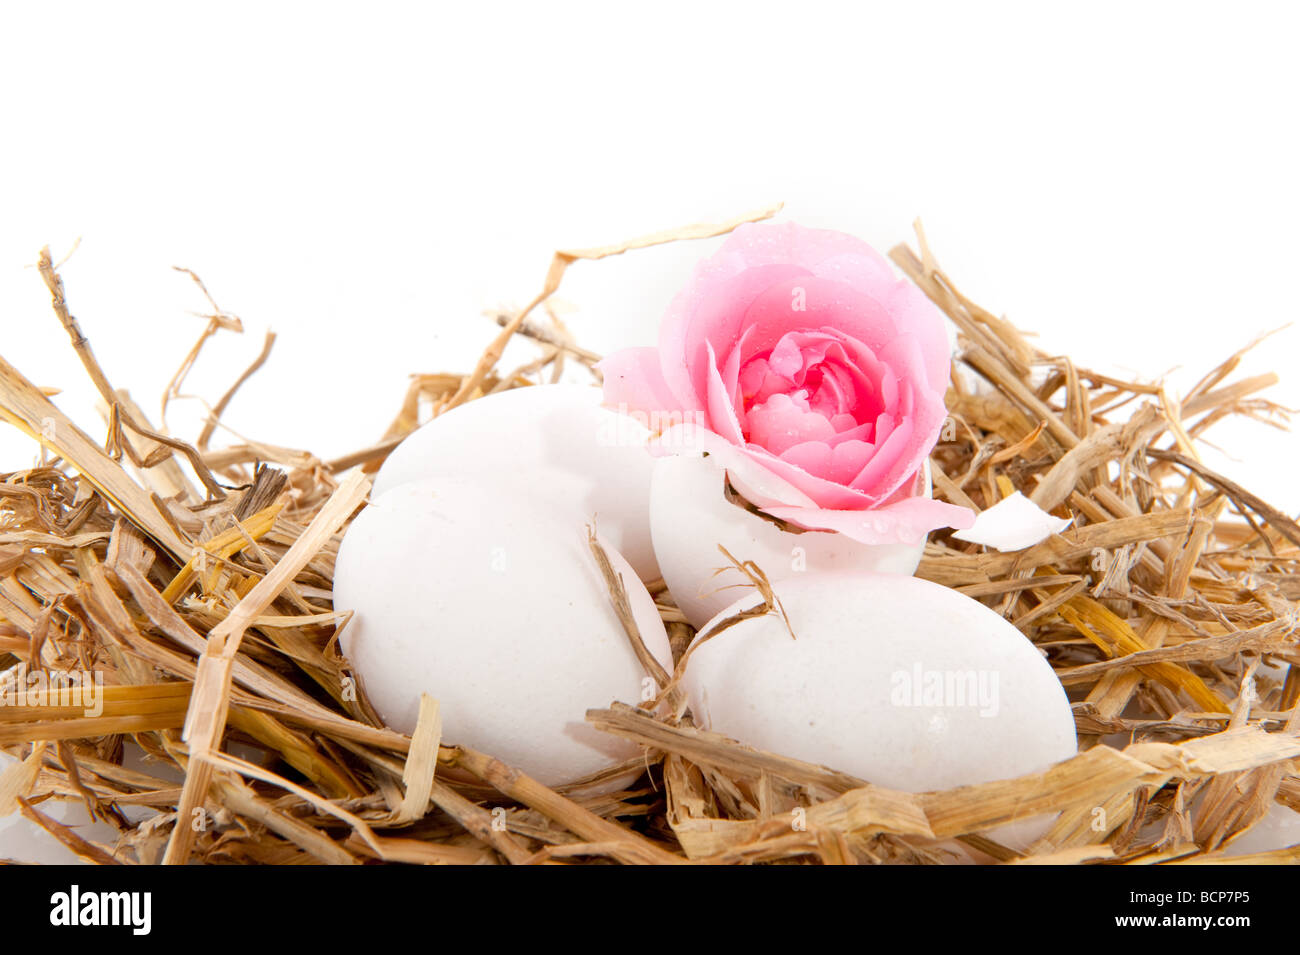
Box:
[600, 221, 975, 545]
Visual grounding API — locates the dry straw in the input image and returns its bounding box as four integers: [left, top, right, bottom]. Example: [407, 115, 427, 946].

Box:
[1, 206, 1297, 865]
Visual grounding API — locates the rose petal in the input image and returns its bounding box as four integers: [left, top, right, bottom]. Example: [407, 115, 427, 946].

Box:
[729, 221, 894, 281]
[829, 439, 875, 485]
[598, 347, 686, 421]
[812, 250, 898, 291]
[738, 277, 900, 358]
[738, 356, 784, 407]
[762, 496, 976, 546]
[842, 334, 947, 504]
[704, 341, 745, 444]
[775, 440, 832, 479]
[826, 419, 875, 447]
[873, 411, 897, 448]
[743, 448, 875, 510]
[648, 424, 818, 509]
[883, 280, 953, 393]
[749, 392, 837, 455]
[849, 415, 915, 499]
[757, 330, 882, 423]
[767, 332, 806, 378]
[660, 262, 810, 413]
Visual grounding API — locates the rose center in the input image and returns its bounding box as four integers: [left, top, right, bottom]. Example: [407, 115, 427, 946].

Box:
[738, 347, 886, 454]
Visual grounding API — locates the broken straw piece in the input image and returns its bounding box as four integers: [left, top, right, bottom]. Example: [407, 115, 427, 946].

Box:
[952, 491, 1071, 552]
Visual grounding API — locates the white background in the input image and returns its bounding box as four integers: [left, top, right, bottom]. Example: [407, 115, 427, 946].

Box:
[2, 1, 1297, 511]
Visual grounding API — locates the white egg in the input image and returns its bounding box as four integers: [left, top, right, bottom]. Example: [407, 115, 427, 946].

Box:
[332, 477, 673, 787]
[651, 453, 929, 629]
[681, 573, 1077, 793]
[373, 384, 660, 580]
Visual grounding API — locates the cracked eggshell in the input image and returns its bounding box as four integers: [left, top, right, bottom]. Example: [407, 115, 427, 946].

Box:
[332, 477, 673, 787]
[651, 453, 929, 630]
[372, 384, 659, 581]
[681, 573, 1077, 792]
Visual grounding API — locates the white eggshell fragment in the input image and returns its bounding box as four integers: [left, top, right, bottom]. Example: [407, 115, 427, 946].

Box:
[650, 453, 929, 630]
[372, 384, 660, 580]
[952, 491, 1071, 552]
[332, 478, 673, 787]
[682, 573, 1077, 792]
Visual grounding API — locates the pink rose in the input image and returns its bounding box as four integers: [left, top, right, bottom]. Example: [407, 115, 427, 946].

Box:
[600, 221, 975, 545]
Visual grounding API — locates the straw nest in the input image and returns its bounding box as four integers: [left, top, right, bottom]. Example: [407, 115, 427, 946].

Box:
[1, 206, 1298, 865]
